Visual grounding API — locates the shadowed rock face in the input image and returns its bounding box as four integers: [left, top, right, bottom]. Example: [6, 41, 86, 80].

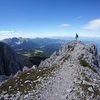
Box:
[0, 42, 25, 75]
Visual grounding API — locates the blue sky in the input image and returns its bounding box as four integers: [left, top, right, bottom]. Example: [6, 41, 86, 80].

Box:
[0, 0, 100, 40]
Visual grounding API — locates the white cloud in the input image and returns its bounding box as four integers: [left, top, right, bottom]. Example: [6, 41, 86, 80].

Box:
[76, 16, 83, 19]
[58, 24, 70, 27]
[82, 18, 100, 30]
[0, 31, 14, 34]
[18, 30, 22, 33]
[0, 30, 24, 40]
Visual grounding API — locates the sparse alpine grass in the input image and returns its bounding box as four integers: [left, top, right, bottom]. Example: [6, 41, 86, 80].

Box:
[63, 55, 70, 62]
[79, 54, 97, 73]
[79, 59, 97, 73]
[0, 64, 59, 95]
[79, 82, 100, 98]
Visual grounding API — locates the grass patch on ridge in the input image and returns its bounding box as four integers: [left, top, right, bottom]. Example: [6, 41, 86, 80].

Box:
[0, 64, 59, 95]
[79, 58, 97, 73]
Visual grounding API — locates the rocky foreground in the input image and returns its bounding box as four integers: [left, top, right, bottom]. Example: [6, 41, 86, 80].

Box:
[0, 40, 100, 100]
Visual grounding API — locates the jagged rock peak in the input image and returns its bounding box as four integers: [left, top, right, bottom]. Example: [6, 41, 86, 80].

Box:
[0, 42, 25, 75]
[39, 40, 99, 68]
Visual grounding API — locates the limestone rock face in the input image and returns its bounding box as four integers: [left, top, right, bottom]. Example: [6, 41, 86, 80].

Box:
[39, 40, 99, 68]
[35, 40, 100, 100]
[0, 42, 25, 75]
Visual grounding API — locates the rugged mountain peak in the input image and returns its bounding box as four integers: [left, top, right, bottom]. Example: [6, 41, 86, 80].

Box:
[39, 40, 99, 68]
[2, 37, 38, 52]
[0, 40, 100, 100]
[0, 42, 25, 75]
[36, 40, 100, 100]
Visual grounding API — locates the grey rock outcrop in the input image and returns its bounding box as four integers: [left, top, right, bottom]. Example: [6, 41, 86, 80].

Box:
[35, 40, 100, 100]
[0, 42, 25, 75]
[39, 40, 99, 68]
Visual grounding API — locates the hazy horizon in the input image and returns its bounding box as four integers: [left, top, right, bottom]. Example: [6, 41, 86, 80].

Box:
[1, 35, 100, 41]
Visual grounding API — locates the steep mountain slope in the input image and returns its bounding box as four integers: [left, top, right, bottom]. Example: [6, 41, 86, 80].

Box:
[0, 40, 100, 100]
[0, 42, 25, 75]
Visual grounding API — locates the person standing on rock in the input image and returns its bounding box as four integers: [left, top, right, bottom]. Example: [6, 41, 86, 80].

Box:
[75, 33, 79, 40]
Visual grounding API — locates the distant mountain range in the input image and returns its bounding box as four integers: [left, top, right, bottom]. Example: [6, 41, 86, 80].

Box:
[2, 37, 100, 53]
[1, 37, 100, 65]
[2, 37, 38, 52]
[2, 37, 67, 54]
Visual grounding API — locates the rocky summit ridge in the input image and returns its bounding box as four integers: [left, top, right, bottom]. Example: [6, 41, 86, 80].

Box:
[0, 40, 100, 100]
[39, 40, 99, 68]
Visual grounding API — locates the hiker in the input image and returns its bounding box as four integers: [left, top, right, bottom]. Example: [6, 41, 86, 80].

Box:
[75, 33, 79, 40]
